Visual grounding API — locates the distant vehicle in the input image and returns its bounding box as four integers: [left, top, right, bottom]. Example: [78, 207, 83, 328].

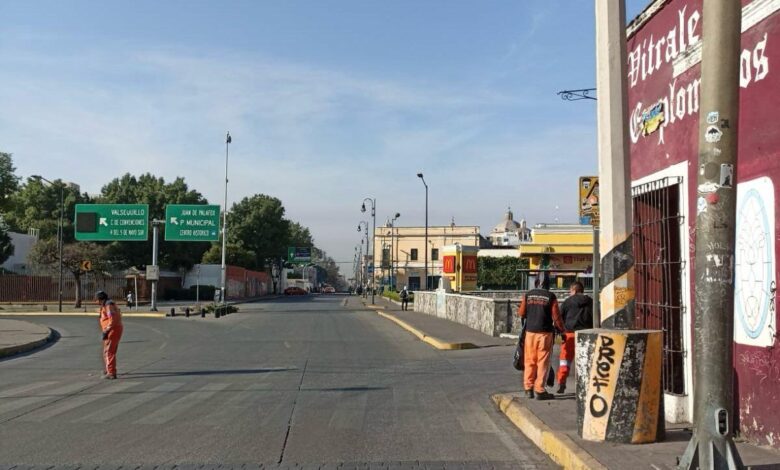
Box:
[323, 286, 336, 293]
[284, 286, 307, 296]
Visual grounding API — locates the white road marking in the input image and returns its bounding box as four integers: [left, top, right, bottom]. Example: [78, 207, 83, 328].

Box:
[20, 381, 141, 422]
[135, 382, 229, 425]
[75, 382, 184, 423]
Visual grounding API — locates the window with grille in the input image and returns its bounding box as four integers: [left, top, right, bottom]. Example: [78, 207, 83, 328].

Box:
[632, 176, 686, 396]
[410, 248, 418, 261]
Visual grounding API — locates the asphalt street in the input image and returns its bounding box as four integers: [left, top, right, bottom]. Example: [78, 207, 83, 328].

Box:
[0, 296, 555, 469]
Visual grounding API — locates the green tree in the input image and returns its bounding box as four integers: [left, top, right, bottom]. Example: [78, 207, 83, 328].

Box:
[5, 177, 88, 241]
[288, 222, 314, 248]
[0, 216, 15, 265]
[0, 152, 20, 212]
[98, 173, 210, 271]
[29, 238, 110, 307]
[227, 194, 291, 270]
[201, 241, 256, 267]
[477, 256, 529, 290]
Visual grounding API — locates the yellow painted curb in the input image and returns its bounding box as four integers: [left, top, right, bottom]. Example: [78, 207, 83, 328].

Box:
[375, 310, 477, 350]
[0, 312, 166, 318]
[491, 393, 608, 470]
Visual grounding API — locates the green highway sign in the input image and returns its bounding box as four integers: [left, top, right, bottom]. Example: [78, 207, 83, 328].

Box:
[75, 204, 149, 241]
[164, 204, 220, 241]
[288, 246, 312, 264]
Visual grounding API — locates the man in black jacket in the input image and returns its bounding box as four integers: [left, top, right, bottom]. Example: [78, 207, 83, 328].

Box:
[556, 281, 593, 393]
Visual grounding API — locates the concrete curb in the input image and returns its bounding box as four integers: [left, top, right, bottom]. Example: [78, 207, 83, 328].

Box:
[0, 326, 57, 359]
[0, 312, 166, 318]
[375, 310, 477, 350]
[491, 393, 608, 470]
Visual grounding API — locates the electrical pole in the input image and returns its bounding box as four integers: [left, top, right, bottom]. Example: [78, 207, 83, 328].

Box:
[220, 132, 231, 310]
[679, 0, 744, 468]
[150, 220, 161, 312]
[595, 0, 634, 329]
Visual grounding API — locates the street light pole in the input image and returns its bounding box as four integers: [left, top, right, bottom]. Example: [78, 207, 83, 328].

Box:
[358, 220, 370, 298]
[220, 132, 231, 310]
[390, 213, 400, 290]
[360, 198, 376, 304]
[417, 173, 428, 290]
[32, 175, 64, 312]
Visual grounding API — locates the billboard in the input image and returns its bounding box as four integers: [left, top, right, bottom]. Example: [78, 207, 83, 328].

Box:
[579, 176, 600, 226]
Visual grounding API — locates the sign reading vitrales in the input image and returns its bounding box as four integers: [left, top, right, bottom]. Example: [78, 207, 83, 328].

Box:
[164, 204, 220, 241]
[287, 246, 312, 263]
[75, 204, 149, 241]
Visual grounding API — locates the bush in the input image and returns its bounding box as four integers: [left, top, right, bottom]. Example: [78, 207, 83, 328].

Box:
[205, 304, 238, 314]
[382, 290, 413, 303]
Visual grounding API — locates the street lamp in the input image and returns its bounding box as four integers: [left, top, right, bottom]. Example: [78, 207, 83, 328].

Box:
[357, 220, 370, 298]
[220, 131, 231, 312]
[417, 173, 428, 290]
[360, 197, 376, 304]
[390, 212, 400, 290]
[32, 175, 64, 313]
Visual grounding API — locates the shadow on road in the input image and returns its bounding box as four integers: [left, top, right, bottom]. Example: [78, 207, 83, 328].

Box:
[122, 367, 296, 378]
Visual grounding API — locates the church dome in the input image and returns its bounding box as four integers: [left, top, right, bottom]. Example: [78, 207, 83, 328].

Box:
[492, 207, 521, 233]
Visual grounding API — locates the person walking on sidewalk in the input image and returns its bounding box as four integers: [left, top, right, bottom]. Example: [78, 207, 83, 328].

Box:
[556, 281, 593, 394]
[400, 286, 410, 311]
[517, 275, 564, 400]
[96, 291, 123, 380]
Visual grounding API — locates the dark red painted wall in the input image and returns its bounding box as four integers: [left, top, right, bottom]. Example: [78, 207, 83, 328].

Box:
[627, 0, 780, 447]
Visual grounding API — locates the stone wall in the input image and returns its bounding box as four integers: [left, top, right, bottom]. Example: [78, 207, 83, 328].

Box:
[413, 291, 519, 337]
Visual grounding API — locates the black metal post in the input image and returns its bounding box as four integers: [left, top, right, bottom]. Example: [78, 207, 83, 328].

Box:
[417, 173, 428, 290]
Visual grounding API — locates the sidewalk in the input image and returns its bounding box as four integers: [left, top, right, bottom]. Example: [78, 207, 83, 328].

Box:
[0, 318, 56, 358]
[363, 296, 515, 349]
[360, 296, 780, 469]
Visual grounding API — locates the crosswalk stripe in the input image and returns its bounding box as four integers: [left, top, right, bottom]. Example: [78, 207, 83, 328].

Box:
[75, 382, 184, 423]
[20, 381, 141, 422]
[457, 404, 499, 434]
[0, 381, 58, 398]
[0, 381, 92, 416]
[135, 383, 230, 425]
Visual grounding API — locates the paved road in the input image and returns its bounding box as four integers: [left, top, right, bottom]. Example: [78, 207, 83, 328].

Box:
[0, 296, 555, 469]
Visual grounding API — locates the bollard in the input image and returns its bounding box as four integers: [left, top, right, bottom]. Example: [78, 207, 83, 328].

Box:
[170, 307, 176, 317]
[201, 308, 205, 318]
[215, 308, 220, 318]
[576, 329, 664, 444]
[185, 307, 190, 318]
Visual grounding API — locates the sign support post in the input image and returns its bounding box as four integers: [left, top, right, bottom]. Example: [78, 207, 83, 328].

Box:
[150, 220, 163, 312]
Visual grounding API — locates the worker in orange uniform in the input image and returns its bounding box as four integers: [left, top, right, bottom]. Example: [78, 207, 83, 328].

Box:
[517, 275, 564, 400]
[97, 290, 123, 379]
[556, 281, 593, 394]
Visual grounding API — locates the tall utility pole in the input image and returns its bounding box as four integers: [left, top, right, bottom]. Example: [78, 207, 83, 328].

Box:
[594, 0, 634, 329]
[417, 173, 428, 291]
[360, 198, 376, 304]
[679, 1, 744, 468]
[220, 132, 231, 309]
[150, 220, 162, 312]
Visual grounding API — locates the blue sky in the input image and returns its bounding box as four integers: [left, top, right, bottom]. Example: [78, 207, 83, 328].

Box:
[0, 0, 649, 266]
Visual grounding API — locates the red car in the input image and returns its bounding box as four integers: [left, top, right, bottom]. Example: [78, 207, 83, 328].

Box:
[284, 286, 307, 296]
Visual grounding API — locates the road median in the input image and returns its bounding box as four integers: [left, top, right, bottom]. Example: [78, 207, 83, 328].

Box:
[0, 318, 57, 358]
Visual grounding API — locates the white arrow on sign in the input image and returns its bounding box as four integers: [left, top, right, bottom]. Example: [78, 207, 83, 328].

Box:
[99, 218, 108, 227]
[170, 217, 179, 225]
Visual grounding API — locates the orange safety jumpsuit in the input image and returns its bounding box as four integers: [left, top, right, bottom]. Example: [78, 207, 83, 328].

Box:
[99, 300, 123, 377]
[517, 290, 565, 393]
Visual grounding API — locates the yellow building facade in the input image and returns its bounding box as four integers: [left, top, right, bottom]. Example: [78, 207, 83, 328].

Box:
[519, 223, 595, 289]
[372, 224, 483, 291]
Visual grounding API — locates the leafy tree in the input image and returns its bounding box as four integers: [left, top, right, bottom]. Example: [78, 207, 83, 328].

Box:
[98, 173, 210, 271]
[201, 241, 256, 267]
[0, 152, 20, 212]
[29, 238, 109, 307]
[226, 194, 291, 270]
[288, 222, 314, 248]
[0, 216, 14, 265]
[477, 256, 529, 290]
[5, 177, 88, 241]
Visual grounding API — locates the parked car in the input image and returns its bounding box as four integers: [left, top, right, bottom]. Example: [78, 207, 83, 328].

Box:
[284, 286, 307, 296]
[323, 286, 336, 294]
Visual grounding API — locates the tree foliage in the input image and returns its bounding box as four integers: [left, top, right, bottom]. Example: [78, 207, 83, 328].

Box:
[98, 173, 210, 270]
[201, 241, 256, 267]
[5, 177, 88, 241]
[226, 194, 291, 270]
[0, 216, 14, 265]
[477, 256, 529, 290]
[0, 152, 20, 212]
